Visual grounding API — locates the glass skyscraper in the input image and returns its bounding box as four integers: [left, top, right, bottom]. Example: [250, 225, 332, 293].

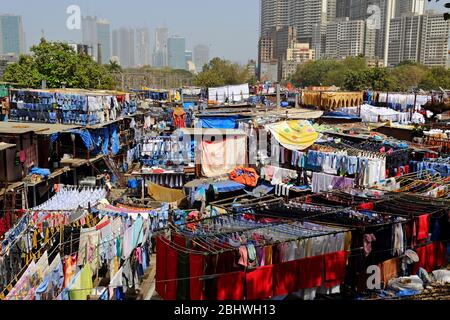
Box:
[97, 19, 112, 65]
[82, 16, 111, 64]
[168, 36, 186, 70]
[0, 15, 25, 56]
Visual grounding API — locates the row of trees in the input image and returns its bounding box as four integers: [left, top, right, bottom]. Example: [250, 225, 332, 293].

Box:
[3, 39, 116, 89]
[2, 40, 251, 90]
[193, 57, 253, 87]
[4, 40, 449, 92]
[290, 57, 450, 91]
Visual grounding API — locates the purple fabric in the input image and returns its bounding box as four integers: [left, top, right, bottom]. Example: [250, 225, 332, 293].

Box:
[331, 176, 354, 189]
[256, 246, 265, 267]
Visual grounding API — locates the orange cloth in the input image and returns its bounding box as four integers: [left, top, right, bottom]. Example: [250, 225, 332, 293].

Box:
[173, 107, 186, 128]
[229, 167, 259, 187]
[379, 258, 399, 288]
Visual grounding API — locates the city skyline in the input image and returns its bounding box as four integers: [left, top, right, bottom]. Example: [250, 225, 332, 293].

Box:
[0, 0, 259, 64]
[0, 0, 447, 65]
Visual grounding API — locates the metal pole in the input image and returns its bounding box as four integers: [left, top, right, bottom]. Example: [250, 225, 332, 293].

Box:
[276, 83, 281, 108]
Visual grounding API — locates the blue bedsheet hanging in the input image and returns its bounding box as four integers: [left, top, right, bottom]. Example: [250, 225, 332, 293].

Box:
[110, 124, 119, 156]
[199, 116, 240, 129]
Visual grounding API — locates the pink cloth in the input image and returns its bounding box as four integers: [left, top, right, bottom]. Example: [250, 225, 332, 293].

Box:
[238, 246, 248, 267]
[201, 136, 246, 178]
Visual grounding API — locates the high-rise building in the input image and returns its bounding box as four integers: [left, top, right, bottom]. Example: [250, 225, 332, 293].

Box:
[168, 36, 186, 70]
[81, 16, 97, 59]
[260, 0, 289, 36]
[270, 26, 297, 78]
[247, 60, 257, 79]
[282, 43, 315, 80]
[153, 27, 169, 67]
[82, 16, 111, 64]
[185, 50, 193, 69]
[193, 44, 210, 73]
[388, 11, 450, 67]
[325, 18, 376, 59]
[112, 28, 135, 68]
[387, 14, 421, 66]
[97, 19, 111, 64]
[342, 0, 396, 65]
[336, 0, 352, 18]
[395, 0, 425, 18]
[136, 27, 151, 67]
[420, 12, 450, 68]
[0, 15, 25, 56]
[261, 0, 336, 59]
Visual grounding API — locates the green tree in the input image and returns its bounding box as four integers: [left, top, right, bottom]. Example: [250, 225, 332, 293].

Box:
[107, 60, 122, 73]
[343, 70, 368, 91]
[418, 67, 450, 91]
[193, 57, 250, 87]
[391, 64, 428, 91]
[193, 69, 225, 87]
[365, 67, 396, 91]
[291, 60, 342, 87]
[3, 55, 43, 88]
[2, 39, 115, 89]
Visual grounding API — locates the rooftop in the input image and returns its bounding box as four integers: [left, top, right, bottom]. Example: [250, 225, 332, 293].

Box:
[0, 122, 80, 135]
[0, 142, 16, 151]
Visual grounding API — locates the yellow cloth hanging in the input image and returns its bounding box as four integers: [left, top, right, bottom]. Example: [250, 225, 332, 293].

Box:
[44, 228, 49, 244]
[32, 230, 38, 249]
[147, 183, 186, 204]
[266, 120, 319, 151]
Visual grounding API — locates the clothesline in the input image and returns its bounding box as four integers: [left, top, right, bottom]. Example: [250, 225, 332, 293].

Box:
[0, 213, 148, 300]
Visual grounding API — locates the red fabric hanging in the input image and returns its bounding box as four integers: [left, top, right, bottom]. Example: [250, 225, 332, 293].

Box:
[0, 212, 12, 238]
[165, 245, 178, 300]
[436, 241, 447, 268]
[298, 255, 324, 289]
[273, 260, 299, 296]
[155, 236, 167, 299]
[357, 202, 374, 211]
[246, 265, 274, 300]
[217, 271, 245, 300]
[324, 251, 347, 288]
[413, 245, 428, 274]
[173, 234, 186, 249]
[190, 253, 205, 301]
[417, 214, 430, 241]
[426, 243, 437, 272]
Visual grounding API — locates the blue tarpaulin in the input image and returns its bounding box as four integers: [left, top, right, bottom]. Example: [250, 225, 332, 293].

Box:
[183, 102, 195, 110]
[30, 167, 51, 178]
[199, 116, 240, 129]
[51, 130, 95, 151]
[199, 180, 245, 193]
[322, 111, 361, 120]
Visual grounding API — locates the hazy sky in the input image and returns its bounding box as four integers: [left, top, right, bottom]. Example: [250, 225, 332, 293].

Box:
[0, 0, 447, 64]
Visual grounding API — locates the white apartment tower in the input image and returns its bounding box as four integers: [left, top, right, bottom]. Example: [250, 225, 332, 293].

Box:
[395, 0, 425, 18]
[136, 27, 151, 67]
[325, 18, 375, 59]
[388, 11, 450, 68]
[420, 13, 450, 68]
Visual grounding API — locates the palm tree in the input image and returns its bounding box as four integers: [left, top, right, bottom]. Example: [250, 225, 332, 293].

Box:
[108, 60, 122, 73]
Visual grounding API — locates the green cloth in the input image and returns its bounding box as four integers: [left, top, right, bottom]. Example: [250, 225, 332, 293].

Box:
[0, 85, 8, 98]
[177, 252, 190, 300]
[69, 265, 93, 300]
